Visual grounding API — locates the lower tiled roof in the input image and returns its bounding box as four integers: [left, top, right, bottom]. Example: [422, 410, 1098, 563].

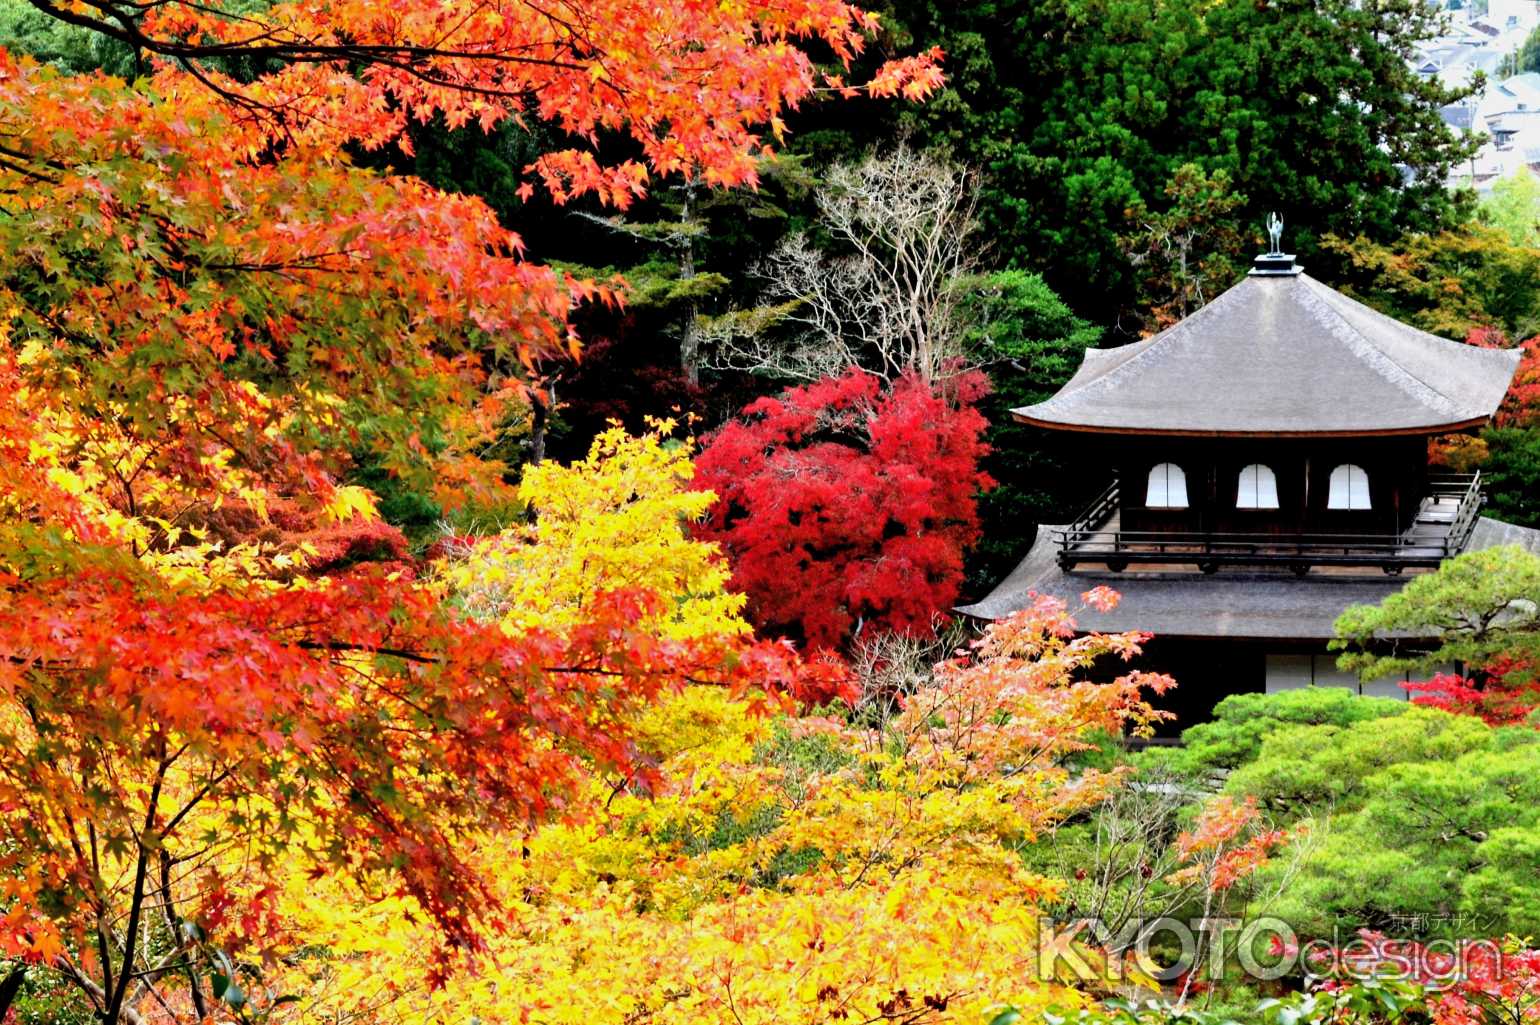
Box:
[956, 517, 1540, 639]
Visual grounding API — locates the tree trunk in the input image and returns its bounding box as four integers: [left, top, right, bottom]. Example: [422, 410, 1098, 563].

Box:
[0, 964, 25, 1021]
[529, 379, 555, 466]
[680, 312, 702, 389]
[678, 185, 701, 387]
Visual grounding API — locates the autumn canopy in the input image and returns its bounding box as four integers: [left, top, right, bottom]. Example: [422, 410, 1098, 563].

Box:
[0, 1, 940, 1019]
[9, 0, 1538, 1023]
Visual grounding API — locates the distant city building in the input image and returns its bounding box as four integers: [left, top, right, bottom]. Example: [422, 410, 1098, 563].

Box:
[1403, 0, 1540, 188]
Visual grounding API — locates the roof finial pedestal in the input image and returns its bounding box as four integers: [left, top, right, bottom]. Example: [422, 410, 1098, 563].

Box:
[1251, 212, 1301, 276]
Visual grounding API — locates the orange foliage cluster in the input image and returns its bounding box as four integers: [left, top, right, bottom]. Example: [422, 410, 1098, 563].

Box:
[50, 0, 940, 198]
[0, 0, 943, 1017]
[1168, 795, 1291, 893]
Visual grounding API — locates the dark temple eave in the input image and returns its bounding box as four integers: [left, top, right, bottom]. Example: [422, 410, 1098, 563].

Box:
[1009, 412, 1497, 438]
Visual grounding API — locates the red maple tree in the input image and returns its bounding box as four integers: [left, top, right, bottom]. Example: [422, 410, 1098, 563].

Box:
[1466, 327, 1539, 428]
[694, 368, 993, 651]
[1404, 660, 1540, 726]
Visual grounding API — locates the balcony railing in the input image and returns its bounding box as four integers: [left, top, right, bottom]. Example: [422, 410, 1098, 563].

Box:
[1054, 472, 1484, 574]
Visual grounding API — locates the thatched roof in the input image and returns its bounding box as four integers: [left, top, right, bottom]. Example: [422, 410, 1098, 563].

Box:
[1014, 272, 1521, 437]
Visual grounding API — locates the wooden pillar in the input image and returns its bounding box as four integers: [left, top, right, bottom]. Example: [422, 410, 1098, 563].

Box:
[1302, 456, 1311, 531]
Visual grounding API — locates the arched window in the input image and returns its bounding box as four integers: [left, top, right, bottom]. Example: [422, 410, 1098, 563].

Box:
[1327, 464, 1371, 510]
[1236, 464, 1280, 510]
[1146, 463, 1189, 509]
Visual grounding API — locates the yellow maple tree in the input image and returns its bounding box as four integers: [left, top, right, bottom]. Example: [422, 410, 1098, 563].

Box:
[440, 419, 750, 642]
[252, 593, 1170, 1025]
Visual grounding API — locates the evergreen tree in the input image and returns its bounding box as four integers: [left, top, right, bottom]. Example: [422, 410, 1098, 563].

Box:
[958, 270, 1102, 592]
[854, 0, 1478, 321]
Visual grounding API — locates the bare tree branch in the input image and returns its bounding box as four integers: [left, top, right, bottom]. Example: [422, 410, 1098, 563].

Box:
[703, 145, 985, 385]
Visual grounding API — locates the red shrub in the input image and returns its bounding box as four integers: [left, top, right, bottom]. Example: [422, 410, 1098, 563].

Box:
[1405, 659, 1540, 727]
[694, 368, 993, 650]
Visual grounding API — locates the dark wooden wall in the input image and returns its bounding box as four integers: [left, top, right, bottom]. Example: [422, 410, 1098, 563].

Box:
[1102, 436, 1430, 535]
[1090, 636, 1269, 736]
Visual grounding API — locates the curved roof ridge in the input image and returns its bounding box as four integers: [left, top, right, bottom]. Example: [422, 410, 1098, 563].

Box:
[1305, 274, 1508, 367]
[1055, 339, 1156, 396]
[1294, 275, 1466, 420]
[1038, 283, 1245, 405]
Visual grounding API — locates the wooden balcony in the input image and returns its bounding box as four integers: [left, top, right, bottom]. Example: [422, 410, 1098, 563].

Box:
[1054, 473, 1485, 575]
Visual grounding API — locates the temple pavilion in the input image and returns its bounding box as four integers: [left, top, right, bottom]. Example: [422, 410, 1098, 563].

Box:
[959, 235, 1540, 724]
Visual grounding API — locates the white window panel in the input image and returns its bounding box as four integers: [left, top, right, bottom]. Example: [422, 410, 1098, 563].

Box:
[1236, 464, 1280, 509]
[1361, 676, 1409, 700]
[1265, 654, 1313, 693]
[1327, 464, 1371, 510]
[1311, 655, 1359, 690]
[1146, 462, 1189, 509]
